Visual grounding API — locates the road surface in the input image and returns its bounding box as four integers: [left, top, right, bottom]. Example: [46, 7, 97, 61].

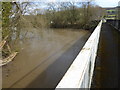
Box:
[91, 23, 120, 88]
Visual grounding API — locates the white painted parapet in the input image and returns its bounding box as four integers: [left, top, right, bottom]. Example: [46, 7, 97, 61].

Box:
[56, 20, 102, 89]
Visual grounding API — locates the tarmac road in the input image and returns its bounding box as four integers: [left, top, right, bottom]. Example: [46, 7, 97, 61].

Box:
[91, 23, 120, 88]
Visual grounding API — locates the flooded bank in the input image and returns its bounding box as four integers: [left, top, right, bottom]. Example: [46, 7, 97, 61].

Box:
[2, 28, 90, 88]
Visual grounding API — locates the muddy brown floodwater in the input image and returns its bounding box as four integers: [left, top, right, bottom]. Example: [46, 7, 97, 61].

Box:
[2, 28, 90, 88]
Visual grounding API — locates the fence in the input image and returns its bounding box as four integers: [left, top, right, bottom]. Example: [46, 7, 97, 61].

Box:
[55, 20, 102, 89]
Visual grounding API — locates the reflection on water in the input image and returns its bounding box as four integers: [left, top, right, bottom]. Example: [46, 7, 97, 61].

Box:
[2, 28, 90, 88]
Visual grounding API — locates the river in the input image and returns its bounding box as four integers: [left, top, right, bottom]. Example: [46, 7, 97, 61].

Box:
[2, 28, 90, 88]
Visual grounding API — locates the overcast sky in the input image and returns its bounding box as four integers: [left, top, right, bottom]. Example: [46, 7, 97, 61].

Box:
[42, 0, 120, 7]
[95, 0, 119, 7]
[2, 0, 120, 7]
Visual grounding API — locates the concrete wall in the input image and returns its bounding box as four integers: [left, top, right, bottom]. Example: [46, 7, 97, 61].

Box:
[107, 20, 120, 31]
[55, 20, 102, 89]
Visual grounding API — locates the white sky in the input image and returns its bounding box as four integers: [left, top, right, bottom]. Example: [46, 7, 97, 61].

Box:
[95, 0, 120, 7]
[2, 0, 120, 7]
[38, 0, 120, 7]
[45, 0, 120, 7]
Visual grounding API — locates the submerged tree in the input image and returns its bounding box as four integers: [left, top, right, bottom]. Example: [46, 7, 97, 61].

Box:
[2, 2, 33, 57]
[2, 2, 12, 38]
[45, 1, 104, 29]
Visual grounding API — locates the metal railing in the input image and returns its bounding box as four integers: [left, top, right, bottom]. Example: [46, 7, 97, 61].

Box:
[56, 20, 102, 89]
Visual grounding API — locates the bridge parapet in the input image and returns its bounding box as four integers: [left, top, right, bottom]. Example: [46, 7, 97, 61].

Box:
[55, 20, 102, 89]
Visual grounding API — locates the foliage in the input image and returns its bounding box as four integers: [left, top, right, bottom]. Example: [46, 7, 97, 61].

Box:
[45, 2, 104, 29]
[2, 2, 12, 38]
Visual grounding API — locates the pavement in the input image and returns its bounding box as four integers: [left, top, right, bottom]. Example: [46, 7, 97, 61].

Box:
[91, 23, 120, 88]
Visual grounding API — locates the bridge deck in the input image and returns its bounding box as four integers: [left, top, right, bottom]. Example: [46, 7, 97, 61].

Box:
[92, 23, 120, 88]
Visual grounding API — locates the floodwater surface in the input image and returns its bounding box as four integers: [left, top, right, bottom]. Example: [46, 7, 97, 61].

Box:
[2, 28, 90, 88]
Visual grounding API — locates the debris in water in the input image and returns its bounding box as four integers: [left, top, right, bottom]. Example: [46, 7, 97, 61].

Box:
[0, 52, 18, 67]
